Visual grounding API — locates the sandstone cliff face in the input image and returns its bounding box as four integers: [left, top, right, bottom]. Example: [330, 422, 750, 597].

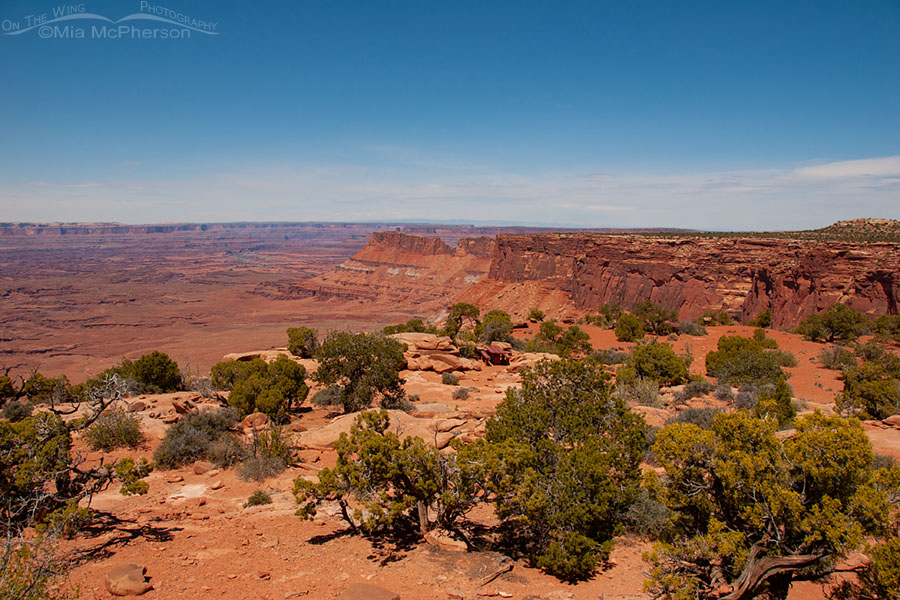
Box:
[486, 234, 899, 328]
[293, 232, 496, 314]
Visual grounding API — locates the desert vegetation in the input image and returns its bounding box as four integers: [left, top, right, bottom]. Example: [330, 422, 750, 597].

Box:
[3, 295, 900, 599]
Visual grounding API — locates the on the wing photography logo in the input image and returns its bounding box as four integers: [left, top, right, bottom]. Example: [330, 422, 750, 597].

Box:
[1, 2, 218, 40]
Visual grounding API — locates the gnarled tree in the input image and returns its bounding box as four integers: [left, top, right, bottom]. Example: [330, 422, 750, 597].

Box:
[645, 411, 896, 600]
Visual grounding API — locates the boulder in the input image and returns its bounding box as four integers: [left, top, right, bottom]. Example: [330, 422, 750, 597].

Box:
[632, 406, 669, 429]
[128, 401, 149, 413]
[192, 461, 214, 475]
[105, 563, 152, 596]
[434, 432, 455, 449]
[424, 528, 468, 552]
[413, 403, 455, 414]
[339, 583, 400, 600]
[883, 414, 900, 429]
[172, 399, 193, 414]
[221, 349, 295, 363]
[433, 418, 466, 433]
[389, 332, 453, 351]
[241, 412, 271, 430]
[508, 352, 560, 373]
[405, 351, 482, 373]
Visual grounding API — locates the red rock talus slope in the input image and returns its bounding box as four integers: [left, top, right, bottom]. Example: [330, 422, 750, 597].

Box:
[479, 234, 899, 327]
[292, 232, 496, 315]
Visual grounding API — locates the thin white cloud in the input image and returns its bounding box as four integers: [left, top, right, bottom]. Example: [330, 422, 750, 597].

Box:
[794, 156, 900, 178]
[23, 181, 104, 188]
[2, 156, 899, 230]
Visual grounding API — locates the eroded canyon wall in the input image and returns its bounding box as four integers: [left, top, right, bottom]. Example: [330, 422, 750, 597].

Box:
[486, 234, 899, 328]
[292, 232, 496, 314]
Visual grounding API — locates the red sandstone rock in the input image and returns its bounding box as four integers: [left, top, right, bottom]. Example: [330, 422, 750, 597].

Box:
[482, 234, 899, 328]
[104, 563, 152, 596]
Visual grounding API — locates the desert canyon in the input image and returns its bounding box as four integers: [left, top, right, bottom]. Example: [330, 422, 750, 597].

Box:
[1, 219, 899, 600]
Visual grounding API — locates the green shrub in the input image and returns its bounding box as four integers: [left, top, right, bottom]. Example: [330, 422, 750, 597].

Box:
[821, 345, 857, 370]
[238, 454, 287, 481]
[131, 351, 183, 393]
[797, 303, 870, 344]
[592, 349, 628, 365]
[21, 372, 72, 405]
[830, 534, 900, 600]
[837, 361, 900, 419]
[441, 373, 459, 386]
[748, 307, 772, 328]
[873, 314, 900, 342]
[313, 332, 406, 413]
[616, 377, 661, 407]
[208, 433, 249, 468]
[484, 358, 646, 581]
[770, 349, 798, 367]
[85, 408, 142, 451]
[665, 407, 722, 430]
[442, 302, 480, 338]
[679, 321, 707, 336]
[619, 342, 689, 387]
[286, 326, 319, 357]
[633, 301, 678, 335]
[0, 412, 109, 536]
[153, 408, 238, 469]
[598, 303, 624, 328]
[705, 335, 787, 386]
[754, 377, 796, 428]
[528, 322, 592, 357]
[0, 374, 16, 401]
[2, 400, 33, 422]
[244, 490, 273, 507]
[84, 352, 181, 396]
[674, 380, 714, 403]
[615, 313, 646, 342]
[215, 356, 308, 419]
[752, 327, 779, 348]
[646, 412, 888, 599]
[382, 319, 437, 335]
[458, 342, 479, 359]
[237, 427, 292, 481]
[295, 409, 480, 536]
[475, 310, 514, 343]
[624, 487, 672, 539]
[114, 457, 152, 496]
[856, 340, 886, 362]
[310, 386, 343, 407]
[528, 308, 545, 322]
[0, 536, 79, 600]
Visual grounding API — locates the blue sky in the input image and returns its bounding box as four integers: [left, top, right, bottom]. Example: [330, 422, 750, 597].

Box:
[1, 0, 898, 229]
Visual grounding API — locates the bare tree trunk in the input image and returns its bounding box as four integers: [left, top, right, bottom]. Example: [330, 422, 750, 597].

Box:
[417, 501, 429, 536]
[718, 543, 823, 600]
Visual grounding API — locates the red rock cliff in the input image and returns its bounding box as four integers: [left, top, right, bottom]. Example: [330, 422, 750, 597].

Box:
[486, 234, 899, 327]
[291, 232, 496, 313]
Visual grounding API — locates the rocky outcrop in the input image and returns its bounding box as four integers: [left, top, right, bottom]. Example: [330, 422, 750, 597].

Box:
[293, 232, 496, 312]
[390, 333, 483, 373]
[483, 234, 899, 328]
